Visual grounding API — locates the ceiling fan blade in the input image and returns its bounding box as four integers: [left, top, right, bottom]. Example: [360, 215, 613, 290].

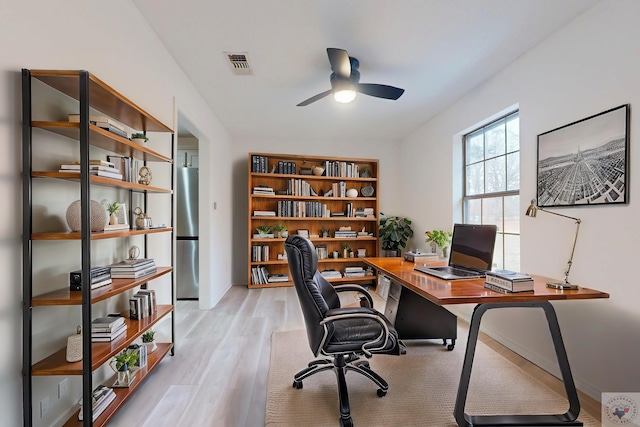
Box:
[356, 83, 405, 100]
[326, 48, 351, 79]
[297, 89, 333, 107]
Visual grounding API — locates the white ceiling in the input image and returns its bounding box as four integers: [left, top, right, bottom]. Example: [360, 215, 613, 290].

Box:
[132, 0, 598, 141]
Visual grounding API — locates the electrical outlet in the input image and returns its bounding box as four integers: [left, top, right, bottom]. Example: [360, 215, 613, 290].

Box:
[40, 396, 50, 418]
[58, 378, 69, 398]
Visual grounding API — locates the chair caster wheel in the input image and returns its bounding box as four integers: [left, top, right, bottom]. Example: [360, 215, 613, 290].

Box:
[447, 344, 455, 351]
[377, 389, 387, 397]
[340, 417, 353, 427]
[292, 380, 303, 389]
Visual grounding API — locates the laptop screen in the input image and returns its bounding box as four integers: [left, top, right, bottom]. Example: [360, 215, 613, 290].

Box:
[448, 224, 497, 271]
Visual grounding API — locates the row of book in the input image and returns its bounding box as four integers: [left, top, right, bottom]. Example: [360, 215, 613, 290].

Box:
[77, 384, 116, 421]
[276, 200, 329, 218]
[250, 266, 289, 285]
[92, 316, 126, 342]
[130, 288, 158, 320]
[107, 155, 142, 183]
[251, 155, 269, 173]
[323, 161, 362, 178]
[484, 270, 534, 293]
[251, 244, 270, 262]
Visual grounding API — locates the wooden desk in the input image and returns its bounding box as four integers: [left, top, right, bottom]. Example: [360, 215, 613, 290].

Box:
[364, 257, 610, 427]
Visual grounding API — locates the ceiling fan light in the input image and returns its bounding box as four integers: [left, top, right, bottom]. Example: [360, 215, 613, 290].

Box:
[334, 89, 356, 103]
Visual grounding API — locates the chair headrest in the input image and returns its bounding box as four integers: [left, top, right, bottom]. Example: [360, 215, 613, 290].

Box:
[284, 235, 318, 279]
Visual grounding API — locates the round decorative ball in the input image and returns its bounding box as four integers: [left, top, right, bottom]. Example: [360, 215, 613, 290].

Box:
[65, 199, 108, 232]
[346, 188, 358, 198]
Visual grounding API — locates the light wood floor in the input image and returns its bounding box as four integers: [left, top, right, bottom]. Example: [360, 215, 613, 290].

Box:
[108, 285, 600, 426]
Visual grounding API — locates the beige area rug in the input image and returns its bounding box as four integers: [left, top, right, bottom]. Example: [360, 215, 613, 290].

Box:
[266, 329, 599, 427]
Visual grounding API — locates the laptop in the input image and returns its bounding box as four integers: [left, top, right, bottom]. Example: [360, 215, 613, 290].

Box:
[415, 223, 497, 280]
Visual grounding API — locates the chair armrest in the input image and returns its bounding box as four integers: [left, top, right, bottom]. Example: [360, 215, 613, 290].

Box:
[321, 307, 390, 357]
[334, 284, 374, 308]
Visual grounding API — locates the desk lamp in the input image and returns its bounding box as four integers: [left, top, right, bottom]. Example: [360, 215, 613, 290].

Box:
[525, 199, 581, 290]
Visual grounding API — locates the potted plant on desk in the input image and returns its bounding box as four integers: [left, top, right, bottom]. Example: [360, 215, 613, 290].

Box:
[425, 229, 453, 258]
[379, 214, 414, 257]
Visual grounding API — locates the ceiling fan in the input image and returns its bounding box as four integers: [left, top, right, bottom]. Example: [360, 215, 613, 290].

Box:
[297, 48, 405, 106]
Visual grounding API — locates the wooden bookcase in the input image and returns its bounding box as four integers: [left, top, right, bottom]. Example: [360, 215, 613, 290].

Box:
[22, 69, 174, 426]
[248, 153, 379, 288]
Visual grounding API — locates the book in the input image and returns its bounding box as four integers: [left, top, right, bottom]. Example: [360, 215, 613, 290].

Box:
[485, 270, 534, 292]
[77, 386, 116, 421]
[91, 316, 125, 331]
[110, 265, 157, 278]
[110, 259, 156, 270]
[68, 114, 121, 127]
[103, 223, 130, 231]
[90, 169, 123, 180]
[484, 281, 514, 294]
[70, 159, 115, 167]
[60, 164, 116, 172]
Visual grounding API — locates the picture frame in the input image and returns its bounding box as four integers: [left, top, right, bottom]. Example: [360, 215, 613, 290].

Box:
[296, 229, 309, 239]
[536, 104, 629, 207]
[114, 202, 128, 225]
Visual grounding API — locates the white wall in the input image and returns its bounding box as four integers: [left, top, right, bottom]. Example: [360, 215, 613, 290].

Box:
[231, 137, 402, 284]
[401, 0, 640, 400]
[1, 1, 233, 425]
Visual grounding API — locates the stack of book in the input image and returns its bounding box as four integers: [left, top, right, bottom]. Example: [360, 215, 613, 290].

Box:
[321, 269, 342, 279]
[253, 210, 276, 217]
[69, 114, 128, 139]
[252, 185, 275, 195]
[335, 227, 357, 238]
[343, 266, 365, 278]
[59, 160, 123, 180]
[91, 316, 127, 342]
[130, 289, 157, 320]
[267, 274, 289, 284]
[69, 266, 112, 291]
[104, 222, 130, 232]
[109, 258, 157, 279]
[77, 384, 116, 421]
[484, 270, 534, 293]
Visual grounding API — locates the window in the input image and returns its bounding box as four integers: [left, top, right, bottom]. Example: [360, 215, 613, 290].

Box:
[463, 111, 520, 270]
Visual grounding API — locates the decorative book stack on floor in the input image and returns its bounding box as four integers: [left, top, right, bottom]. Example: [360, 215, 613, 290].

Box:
[91, 316, 127, 342]
[484, 270, 534, 293]
[109, 258, 157, 279]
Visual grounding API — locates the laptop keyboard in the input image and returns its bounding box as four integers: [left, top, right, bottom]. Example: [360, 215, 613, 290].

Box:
[442, 267, 482, 277]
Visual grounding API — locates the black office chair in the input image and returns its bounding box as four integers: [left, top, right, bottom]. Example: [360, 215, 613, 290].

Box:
[284, 235, 405, 427]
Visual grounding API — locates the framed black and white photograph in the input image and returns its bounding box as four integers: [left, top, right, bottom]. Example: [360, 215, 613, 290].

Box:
[536, 104, 629, 207]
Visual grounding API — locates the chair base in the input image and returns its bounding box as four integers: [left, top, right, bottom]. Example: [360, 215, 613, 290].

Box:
[292, 353, 389, 426]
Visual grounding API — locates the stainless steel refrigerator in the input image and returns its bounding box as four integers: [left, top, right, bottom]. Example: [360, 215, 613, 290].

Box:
[176, 167, 199, 299]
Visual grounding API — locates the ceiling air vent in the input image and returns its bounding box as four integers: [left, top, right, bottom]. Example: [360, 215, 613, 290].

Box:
[225, 52, 253, 75]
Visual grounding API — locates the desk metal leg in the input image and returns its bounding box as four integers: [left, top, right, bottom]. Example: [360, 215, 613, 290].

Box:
[454, 301, 582, 426]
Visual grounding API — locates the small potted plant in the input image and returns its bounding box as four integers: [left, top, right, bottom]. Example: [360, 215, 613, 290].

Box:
[342, 242, 351, 258]
[130, 132, 149, 146]
[142, 330, 157, 354]
[109, 349, 139, 386]
[256, 225, 272, 238]
[379, 214, 414, 257]
[320, 226, 330, 238]
[425, 229, 453, 257]
[272, 224, 287, 238]
[105, 201, 120, 225]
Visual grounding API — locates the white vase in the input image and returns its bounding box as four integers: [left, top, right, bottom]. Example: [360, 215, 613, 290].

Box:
[109, 212, 118, 225]
[145, 341, 157, 354]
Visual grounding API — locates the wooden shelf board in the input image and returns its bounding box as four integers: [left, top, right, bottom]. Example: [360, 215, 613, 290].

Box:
[32, 121, 173, 163]
[251, 172, 377, 182]
[32, 171, 172, 193]
[32, 305, 173, 376]
[251, 237, 376, 243]
[32, 267, 172, 306]
[251, 217, 376, 221]
[251, 258, 371, 266]
[251, 194, 376, 201]
[32, 227, 173, 240]
[248, 275, 375, 288]
[30, 70, 173, 133]
[62, 342, 173, 427]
